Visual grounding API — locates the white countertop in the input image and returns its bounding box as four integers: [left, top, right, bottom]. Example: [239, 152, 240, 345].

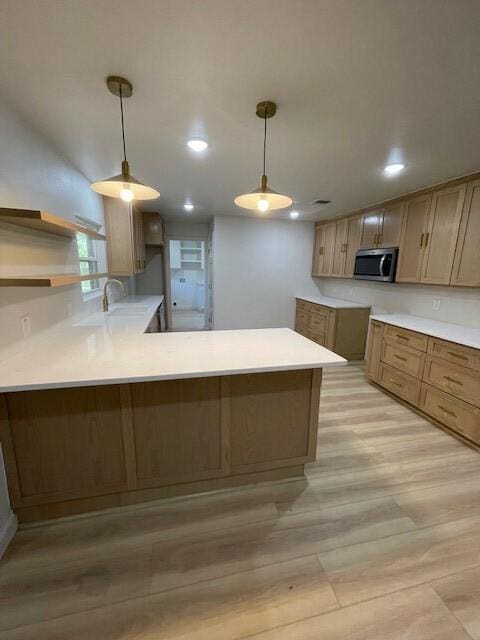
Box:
[0, 295, 346, 393]
[296, 295, 370, 309]
[371, 313, 480, 350]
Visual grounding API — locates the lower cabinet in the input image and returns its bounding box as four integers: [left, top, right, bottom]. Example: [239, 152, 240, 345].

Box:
[366, 320, 480, 447]
[295, 298, 370, 360]
[0, 369, 321, 523]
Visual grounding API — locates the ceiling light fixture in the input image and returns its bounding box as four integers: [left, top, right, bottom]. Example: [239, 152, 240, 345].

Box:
[184, 203, 194, 212]
[234, 101, 292, 213]
[187, 139, 208, 152]
[91, 76, 160, 202]
[383, 163, 405, 177]
[289, 210, 299, 219]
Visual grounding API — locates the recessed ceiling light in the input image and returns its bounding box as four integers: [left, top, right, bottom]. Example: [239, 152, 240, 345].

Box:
[187, 139, 208, 152]
[289, 210, 299, 219]
[383, 163, 405, 177]
[184, 203, 194, 211]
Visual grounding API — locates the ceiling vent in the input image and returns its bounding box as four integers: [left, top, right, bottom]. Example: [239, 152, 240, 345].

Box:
[311, 199, 331, 205]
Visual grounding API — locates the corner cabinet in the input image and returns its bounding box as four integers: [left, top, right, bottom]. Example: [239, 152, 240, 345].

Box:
[366, 320, 480, 447]
[104, 198, 146, 276]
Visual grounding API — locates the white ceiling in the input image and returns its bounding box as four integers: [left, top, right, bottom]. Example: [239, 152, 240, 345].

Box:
[1, 0, 479, 221]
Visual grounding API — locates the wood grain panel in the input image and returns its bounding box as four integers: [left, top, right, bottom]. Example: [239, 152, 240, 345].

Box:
[423, 356, 480, 408]
[383, 324, 428, 352]
[344, 215, 362, 277]
[396, 194, 431, 283]
[366, 321, 384, 382]
[381, 339, 426, 379]
[331, 218, 347, 276]
[5, 385, 128, 505]
[131, 377, 225, 487]
[451, 178, 480, 287]
[378, 201, 404, 247]
[229, 369, 313, 471]
[428, 337, 480, 372]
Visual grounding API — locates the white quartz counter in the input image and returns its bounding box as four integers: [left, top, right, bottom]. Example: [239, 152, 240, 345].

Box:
[370, 313, 480, 350]
[0, 295, 346, 393]
[296, 295, 370, 309]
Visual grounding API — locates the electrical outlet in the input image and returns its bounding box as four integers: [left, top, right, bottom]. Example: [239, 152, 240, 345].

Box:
[432, 299, 441, 311]
[21, 315, 31, 338]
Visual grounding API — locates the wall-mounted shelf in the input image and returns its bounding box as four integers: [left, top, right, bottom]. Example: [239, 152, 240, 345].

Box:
[0, 208, 106, 240]
[0, 273, 108, 288]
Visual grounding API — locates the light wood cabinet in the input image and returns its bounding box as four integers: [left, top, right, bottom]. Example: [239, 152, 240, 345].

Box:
[360, 209, 382, 249]
[143, 211, 164, 246]
[295, 298, 370, 360]
[104, 198, 146, 276]
[344, 215, 362, 277]
[313, 215, 361, 278]
[378, 202, 404, 247]
[396, 194, 432, 283]
[312, 222, 335, 276]
[366, 319, 480, 447]
[365, 320, 383, 382]
[451, 179, 480, 287]
[420, 184, 466, 284]
[331, 219, 348, 276]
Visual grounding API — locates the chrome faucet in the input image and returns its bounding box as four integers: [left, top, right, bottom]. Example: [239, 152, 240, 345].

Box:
[102, 279, 125, 312]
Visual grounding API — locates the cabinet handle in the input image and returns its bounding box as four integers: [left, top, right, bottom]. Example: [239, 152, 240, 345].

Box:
[388, 378, 404, 388]
[396, 334, 409, 341]
[447, 351, 468, 361]
[319, 247, 324, 256]
[373, 233, 378, 245]
[424, 232, 429, 247]
[378, 233, 382, 245]
[443, 375, 462, 386]
[393, 354, 407, 362]
[420, 233, 424, 247]
[438, 405, 457, 418]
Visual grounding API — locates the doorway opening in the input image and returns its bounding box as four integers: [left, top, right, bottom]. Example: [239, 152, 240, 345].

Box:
[168, 239, 208, 331]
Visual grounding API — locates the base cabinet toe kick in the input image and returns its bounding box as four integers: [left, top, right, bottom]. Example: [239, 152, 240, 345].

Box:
[366, 320, 480, 447]
[0, 368, 322, 523]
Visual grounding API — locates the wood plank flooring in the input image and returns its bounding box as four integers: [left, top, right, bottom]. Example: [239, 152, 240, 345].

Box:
[1, 363, 480, 639]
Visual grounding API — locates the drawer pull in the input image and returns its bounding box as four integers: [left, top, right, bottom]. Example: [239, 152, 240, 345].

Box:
[420, 233, 425, 247]
[438, 405, 457, 418]
[443, 375, 463, 386]
[393, 354, 407, 362]
[388, 378, 404, 388]
[396, 334, 409, 341]
[447, 351, 468, 361]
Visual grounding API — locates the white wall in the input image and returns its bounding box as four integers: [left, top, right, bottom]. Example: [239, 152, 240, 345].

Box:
[0, 98, 105, 554]
[319, 278, 480, 329]
[212, 216, 322, 329]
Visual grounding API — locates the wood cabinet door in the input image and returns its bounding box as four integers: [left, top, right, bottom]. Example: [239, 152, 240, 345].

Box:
[131, 377, 226, 488]
[360, 210, 382, 248]
[450, 179, 480, 287]
[366, 321, 384, 382]
[104, 197, 135, 276]
[420, 184, 466, 285]
[320, 222, 336, 275]
[344, 215, 362, 277]
[396, 194, 431, 283]
[378, 202, 404, 247]
[311, 225, 325, 276]
[331, 219, 348, 277]
[143, 212, 164, 246]
[132, 207, 146, 274]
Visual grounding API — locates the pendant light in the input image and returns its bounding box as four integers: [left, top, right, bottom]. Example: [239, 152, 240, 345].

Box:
[91, 76, 160, 202]
[234, 101, 292, 212]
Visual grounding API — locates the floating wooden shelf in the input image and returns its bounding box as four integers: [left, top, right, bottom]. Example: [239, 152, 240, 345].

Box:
[0, 273, 108, 288]
[0, 208, 106, 240]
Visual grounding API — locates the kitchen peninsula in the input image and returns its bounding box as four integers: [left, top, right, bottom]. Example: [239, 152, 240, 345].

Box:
[0, 296, 345, 523]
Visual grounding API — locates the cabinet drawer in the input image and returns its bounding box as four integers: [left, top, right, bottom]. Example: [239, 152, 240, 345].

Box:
[310, 313, 327, 336]
[383, 325, 428, 352]
[420, 383, 480, 444]
[310, 304, 330, 320]
[296, 323, 309, 338]
[309, 331, 327, 347]
[427, 337, 480, 372]
[380, 339, 426, 379]
[378, 363, 421, 406]
[296, 299, 310, 312]
[424, 356, 480, 408]
[296, 311, 310, 327]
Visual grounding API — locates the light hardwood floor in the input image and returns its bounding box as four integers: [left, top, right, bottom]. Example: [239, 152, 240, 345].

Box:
[1, 363, 480, 639]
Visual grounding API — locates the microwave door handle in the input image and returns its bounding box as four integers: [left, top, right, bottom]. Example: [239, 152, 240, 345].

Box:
[379, 254, 387, 277]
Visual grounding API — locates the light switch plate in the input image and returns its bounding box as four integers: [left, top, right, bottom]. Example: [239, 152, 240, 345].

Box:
[432, 299, 441, 311]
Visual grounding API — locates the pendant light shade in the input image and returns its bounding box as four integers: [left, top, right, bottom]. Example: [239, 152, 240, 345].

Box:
[234, 101, 292, 213]
[90, 76, 160, 202]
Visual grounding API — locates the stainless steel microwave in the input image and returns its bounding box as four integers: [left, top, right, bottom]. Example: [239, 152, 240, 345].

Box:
[353, 247, 399, 282]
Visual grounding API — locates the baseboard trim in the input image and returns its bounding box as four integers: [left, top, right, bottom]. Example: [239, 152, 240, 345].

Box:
[0, 511, 17, 558]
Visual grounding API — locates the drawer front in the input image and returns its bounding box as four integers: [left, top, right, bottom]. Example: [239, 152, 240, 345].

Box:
[310, 304, 330, 320]
[296, 299, 310, 313]
[296, 310, 310, 327]
[420, 383, 480, 444]
[296, 323, 310, 338]
[383, 325, 428, 352]
[427, 337, 480, 372]
[424, 356, 480, 408]
[309, 331, 327, 347]
[378, 363, 421, 406]
[380, 339, 426, 379]
[310, 313, 327, 336]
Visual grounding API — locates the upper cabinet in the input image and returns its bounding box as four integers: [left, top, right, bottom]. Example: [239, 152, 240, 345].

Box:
[104, 199, 146, 276]
[313, 215, 362, 279]
[450, 179, 480, 287]
[360, 203, 403, 249]
[312, 222, 335, 276]
[396, 194, 432, 283]
[331, 218, 348, 277]
[143, 212, 164, 246]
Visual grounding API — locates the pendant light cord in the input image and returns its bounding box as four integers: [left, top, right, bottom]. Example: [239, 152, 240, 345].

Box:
[263, 108, 267, 177]
[119, 84, 127, 163]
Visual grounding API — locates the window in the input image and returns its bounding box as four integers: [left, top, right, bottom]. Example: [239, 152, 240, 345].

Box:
[75, 216, 101, 294]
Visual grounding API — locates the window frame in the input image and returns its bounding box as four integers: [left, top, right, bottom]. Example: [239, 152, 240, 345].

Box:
[75, 215, 102, 295]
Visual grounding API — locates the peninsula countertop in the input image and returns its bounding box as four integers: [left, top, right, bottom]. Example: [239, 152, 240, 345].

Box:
[0, 295, 346, 393]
